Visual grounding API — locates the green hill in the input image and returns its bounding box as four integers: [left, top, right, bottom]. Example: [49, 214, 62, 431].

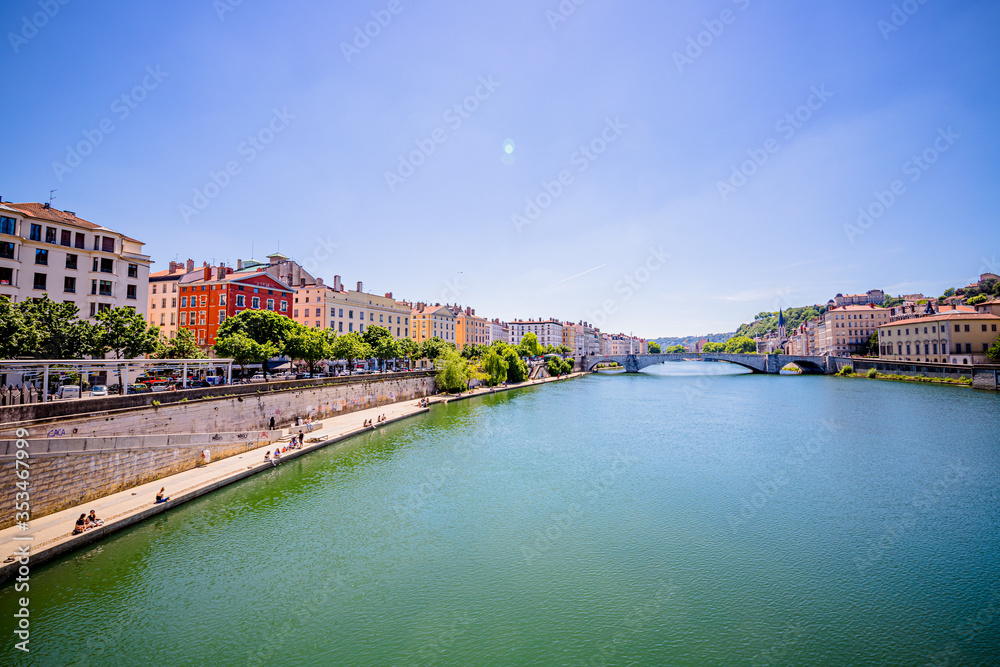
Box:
[735, 305, 827, 339]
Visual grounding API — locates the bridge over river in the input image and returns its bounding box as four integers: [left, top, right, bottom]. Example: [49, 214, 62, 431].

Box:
[579, 352, 840, 374]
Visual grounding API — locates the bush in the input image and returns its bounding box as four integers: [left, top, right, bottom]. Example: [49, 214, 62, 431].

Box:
[866, 368, 877, 378]
[838, 365, 854, 376]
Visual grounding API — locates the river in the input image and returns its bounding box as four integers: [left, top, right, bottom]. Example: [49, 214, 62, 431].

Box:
[3, 362, 999, 666]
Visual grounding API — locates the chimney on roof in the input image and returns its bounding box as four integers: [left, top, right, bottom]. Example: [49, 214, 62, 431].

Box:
[385, 292, 392, 299]
[204, 266, 211, 281]
[186, 259, 194, 272]
[357, 281, 363, 293]
[43, 202, 50, 209]
[168, 261, 178, 273]
[333, 275, 341, 291]
[237, 259, 243, 270]
[300, 278, 306, 287]
[316, 277, 324, 287]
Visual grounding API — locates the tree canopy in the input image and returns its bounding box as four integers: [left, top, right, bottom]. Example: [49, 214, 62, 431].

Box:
[665, 344, 686, 353]
[363, 325, 398, 371]
[435, 347, 471, 392]
[154, 327, 206, 359]
[518, 332, 543, 357]
[284, 326, 330, 376]
[329, 332, 371, 374]
[724, 336, 757, 354]
[702, 342, 726, 353]
[647, 341, 661, 353]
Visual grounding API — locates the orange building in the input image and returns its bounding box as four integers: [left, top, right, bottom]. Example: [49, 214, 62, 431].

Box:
[450, 305, 488, 350]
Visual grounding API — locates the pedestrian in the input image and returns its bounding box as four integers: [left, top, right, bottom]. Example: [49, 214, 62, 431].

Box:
[155, 487, 169, 503]
[269, 416, 275, 430]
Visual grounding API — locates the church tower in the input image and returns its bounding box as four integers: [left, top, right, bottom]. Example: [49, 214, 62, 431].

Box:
[777, 308, 787, 341]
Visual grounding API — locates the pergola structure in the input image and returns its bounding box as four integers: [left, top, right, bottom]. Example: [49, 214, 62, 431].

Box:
[0, 358, 234, 402]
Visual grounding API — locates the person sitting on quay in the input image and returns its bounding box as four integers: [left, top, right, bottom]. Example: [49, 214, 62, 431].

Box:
[265, 451, 273, 465]
[72, 513, 88, 535]
[274, 448, 282, 460]
[155, 487, 169, 504]
[87, 510, 104, 528]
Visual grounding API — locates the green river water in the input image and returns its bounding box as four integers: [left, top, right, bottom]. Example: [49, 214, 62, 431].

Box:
[3, 362, 999, 666]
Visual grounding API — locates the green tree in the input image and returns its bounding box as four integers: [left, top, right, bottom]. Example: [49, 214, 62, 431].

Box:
[215, 310, 297, 377]
[481, 346, 509, 386]
[702, 342, 726, 353]
[0, 297, 34, 359]
[461, 343, 487, 360]
[363, 325, 399, 372]
[93, 306, 160, 360]
[987, 335, 1000, 362]
[518, 332, 543, 357]
[154, 328, 206, 359]
[555, 343, 572, 358]
[19, 296, 95, 359]
[330, 332, 371, 375]
[665, 344, 686, 353]
[215, 333, 279, 379]
[561, 358, 575, 375]
[496, 342, 528, 383]
[419, 337, 452, 363]
[943, 287, 956, 297]
[647, 341, 661, 353]
[397, 337, 419, 369]
[284, 326, 330, 376]
[724, 336, 757, 354]
[546, 356, 564, 376]
[436, 347, 471, 392]
[967, 294, 989, 306]
[859, 331, 879, 357]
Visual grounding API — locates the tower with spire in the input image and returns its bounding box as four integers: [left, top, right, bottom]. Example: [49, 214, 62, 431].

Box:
[777, 308, 786, 340]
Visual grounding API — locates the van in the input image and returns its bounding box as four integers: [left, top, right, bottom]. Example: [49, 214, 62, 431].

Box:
[55, 385, 81, 400]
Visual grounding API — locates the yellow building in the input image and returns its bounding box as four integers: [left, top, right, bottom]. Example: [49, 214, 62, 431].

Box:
[561, 323, 577, 353]
[410, 302, 456, 344]
[450, 305, 489, 350]
[878, 312, 1000, 365]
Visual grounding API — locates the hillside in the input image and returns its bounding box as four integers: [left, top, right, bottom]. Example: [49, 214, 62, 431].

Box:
[735, 305, 827, 339]
[652, 332, 734, 349]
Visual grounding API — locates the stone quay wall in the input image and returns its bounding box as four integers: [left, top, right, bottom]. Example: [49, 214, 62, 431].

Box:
[0, 374, 437, 526]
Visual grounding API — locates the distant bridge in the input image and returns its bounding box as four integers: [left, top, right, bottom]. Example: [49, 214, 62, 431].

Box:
[579, 353, 839, 375]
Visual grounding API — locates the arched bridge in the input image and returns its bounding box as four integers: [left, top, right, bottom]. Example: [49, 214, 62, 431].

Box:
[580, 353, 837, 375]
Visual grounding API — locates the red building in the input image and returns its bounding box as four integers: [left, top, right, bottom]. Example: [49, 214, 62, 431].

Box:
[179, 265, 294, 349]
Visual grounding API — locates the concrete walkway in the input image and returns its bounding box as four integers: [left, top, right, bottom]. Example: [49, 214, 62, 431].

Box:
[0, 372, 581, 581]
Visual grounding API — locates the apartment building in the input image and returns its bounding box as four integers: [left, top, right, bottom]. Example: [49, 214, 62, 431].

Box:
[292, 275, 410, 338]
[487, 318, 510, 345]
[410, 303, 456, 344]
[878, 312, 1000, 365]
[561, 322, 577, 354]
[510, 319, 564, 348]
[178, 266, 293, 349]
[450, 306, 488, 350]
[831, 289, 885, 307]
[814, 304, 890, 356]
[0, 201, 150, 318]
[147, 259, 206, 339]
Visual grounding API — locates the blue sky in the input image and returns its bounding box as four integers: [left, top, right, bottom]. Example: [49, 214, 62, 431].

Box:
[3, 0, 998, 337]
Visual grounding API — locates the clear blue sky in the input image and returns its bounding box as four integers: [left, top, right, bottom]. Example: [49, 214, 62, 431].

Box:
[3, 0, 998, 337]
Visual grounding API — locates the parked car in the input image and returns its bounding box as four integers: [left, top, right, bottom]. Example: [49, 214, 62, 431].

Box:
[128, 383, 150, 394]
[90, 385, 109, 397]
[249, 374, 267, 383]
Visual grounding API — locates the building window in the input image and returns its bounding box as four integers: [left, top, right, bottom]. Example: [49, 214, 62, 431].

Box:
[965, 343, 972, 353]
[127, 263, 138, 278]
[181, 312, 188, 325]
[219, 312, 226, 324]
[33, 273, 46, 290]
[58, 229, 71, 247]
[64, 276, 75, 293]
[0, 242, 14, 259]
[280, 301, 288, 312]
[0, 216, 16, 235]
[181, 296, 188, 307]
[349, 323, 353, 332]
[964, 325, 970, 332]
[64, 253, 78, 270]
[35, 249, 48, 265]
[101, 237, 115, 253]
[126, 285, 137, 300]
[266, 299, 274, 310]
[45, 227, 56, 244]
[236, 295, 245, 307]
[100, 257, 114, 273]
[99, 280, 113, 296]
[199, 312, 207, 325]
[74, 232, 85, 249]
[349, 310, 353, 319]
[29, 224, 41, 241]
[252, 297, 260, 309]
[170, 313, 175, 325]
[0, 266, 13, 286]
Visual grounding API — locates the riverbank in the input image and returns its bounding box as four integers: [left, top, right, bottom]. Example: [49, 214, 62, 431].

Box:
[836, 368, 972, 387]
[0, 372, 583, 583]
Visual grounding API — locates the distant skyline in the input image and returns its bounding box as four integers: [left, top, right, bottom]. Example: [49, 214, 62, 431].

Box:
[3, 0, 998, 336]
